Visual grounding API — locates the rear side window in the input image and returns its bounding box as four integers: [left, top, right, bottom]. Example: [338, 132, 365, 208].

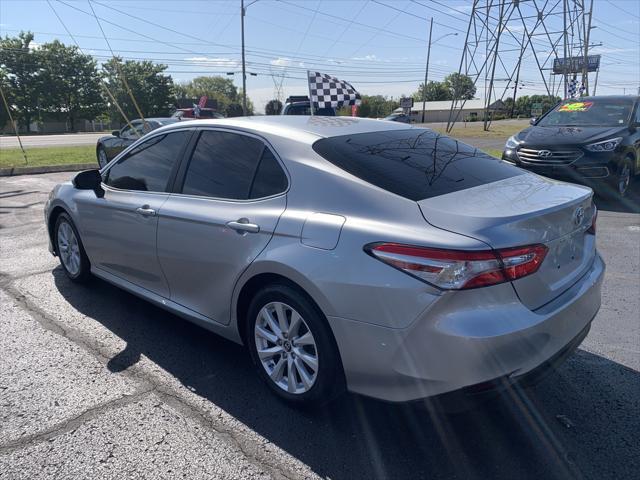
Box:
[312, 129, 522, 201]
[105, 131, 190, 192]
[249, 149, 288, 199]
[181, 130, 287, 200]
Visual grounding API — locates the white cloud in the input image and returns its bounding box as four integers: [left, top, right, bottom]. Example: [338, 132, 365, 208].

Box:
[184, 56, 239, 68]
[352, 54, 379, 61]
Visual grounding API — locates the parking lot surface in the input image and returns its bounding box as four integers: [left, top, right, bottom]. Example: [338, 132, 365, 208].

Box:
[0, 171, 638, 480]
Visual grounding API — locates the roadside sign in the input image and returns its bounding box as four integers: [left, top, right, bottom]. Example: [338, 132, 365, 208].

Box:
[400, 97, 414, 109]
[531, 102, 543, 117]
[553, 55, 600, 74]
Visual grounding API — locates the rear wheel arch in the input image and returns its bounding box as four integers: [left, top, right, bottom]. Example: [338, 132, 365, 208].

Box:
[235, 273, 342, 364]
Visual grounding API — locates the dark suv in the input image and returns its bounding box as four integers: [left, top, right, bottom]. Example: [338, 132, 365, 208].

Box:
[502, 95, 640, 197]
[281, 96, 336, 116]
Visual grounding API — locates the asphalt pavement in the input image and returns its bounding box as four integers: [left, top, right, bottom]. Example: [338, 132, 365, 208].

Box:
[0, 171, 638, 480]
[0, 132, 106, 149]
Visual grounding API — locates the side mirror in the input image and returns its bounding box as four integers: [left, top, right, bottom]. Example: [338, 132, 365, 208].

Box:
[73, 169, 105, 198]
[529, 118, 537, 125]
[112, 130, 120, 137]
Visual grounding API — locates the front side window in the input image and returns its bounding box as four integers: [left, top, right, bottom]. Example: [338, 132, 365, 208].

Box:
[105, 131, 190, 192]
[181, 130, 287, 200]
[312, 129, 522, 201]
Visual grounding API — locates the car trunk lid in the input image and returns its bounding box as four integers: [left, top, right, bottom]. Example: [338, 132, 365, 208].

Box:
[417, 173, 596, 310]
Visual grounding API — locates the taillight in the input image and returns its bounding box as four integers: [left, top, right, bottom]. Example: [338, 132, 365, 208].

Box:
[587, 206, 597, 235]
[365, 242, 548, 290]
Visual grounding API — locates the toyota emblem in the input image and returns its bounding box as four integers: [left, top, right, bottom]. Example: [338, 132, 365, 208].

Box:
[539, 150, 553, 158]
[574, 207, 585, 226]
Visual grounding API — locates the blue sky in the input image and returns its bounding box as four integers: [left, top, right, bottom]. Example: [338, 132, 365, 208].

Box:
[1, 0, 638, 112]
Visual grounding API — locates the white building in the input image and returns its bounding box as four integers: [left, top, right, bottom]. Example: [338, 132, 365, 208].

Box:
[395, 99, 506, 123]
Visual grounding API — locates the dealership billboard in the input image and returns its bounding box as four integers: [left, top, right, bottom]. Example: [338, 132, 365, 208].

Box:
[553, 55, 601, 74]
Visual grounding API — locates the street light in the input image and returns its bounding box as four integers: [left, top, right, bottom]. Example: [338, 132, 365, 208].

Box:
[420, 18, 458, 123]
[241, 0, 260, 115]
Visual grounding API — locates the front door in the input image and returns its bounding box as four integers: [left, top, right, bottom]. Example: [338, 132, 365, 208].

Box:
[77, 130, 192, 297]
[157, 129, 289, 323]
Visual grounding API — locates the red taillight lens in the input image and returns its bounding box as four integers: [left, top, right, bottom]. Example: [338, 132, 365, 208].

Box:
[365, 242, 548, 290]
[587, 206, 597, 235]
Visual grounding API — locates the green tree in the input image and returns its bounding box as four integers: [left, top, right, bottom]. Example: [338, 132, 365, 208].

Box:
[178, 76, 237, 113]
[102, 57, 174, 122]
[0, 32, 41, 131]
[443, 73, 476, 100]
[356, 95, 400, 118]
[412, 81, 452, 102]
[225, 102, 244, 117]
[265, 99, 282, 115]
[0, 74, 11, 130]
[38, 40, 104, 131]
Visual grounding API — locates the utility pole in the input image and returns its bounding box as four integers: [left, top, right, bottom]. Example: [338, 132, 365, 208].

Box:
[241, 0, 247, 115]
[421, 17, 433, 124]
[582, 0, 594, 95]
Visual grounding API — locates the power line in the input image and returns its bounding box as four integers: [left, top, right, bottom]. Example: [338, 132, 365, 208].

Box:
[604, 0, 640, 20]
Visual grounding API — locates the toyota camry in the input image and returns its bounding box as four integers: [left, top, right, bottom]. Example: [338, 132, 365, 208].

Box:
[45, 116, 604, 406]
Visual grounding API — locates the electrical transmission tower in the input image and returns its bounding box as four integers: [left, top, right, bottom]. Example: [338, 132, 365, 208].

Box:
[270, 66, 286, 104]
[446, 0, 593, 132]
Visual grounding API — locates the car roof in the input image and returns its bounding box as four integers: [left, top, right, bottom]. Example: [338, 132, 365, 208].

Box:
[156, 115, 414, 144]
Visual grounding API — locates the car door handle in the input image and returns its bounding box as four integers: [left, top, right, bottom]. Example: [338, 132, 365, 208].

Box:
[226, 218, 260, 234]
[136, 205, 157, 217]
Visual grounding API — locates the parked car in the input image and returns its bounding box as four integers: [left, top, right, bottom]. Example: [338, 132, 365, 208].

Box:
[502, 95, 640, 198]
[47, 116, 604, 407]
[171, 108, 224, 120]
[96, 118, 179, 168]
[382, 112, 411, 123]
[281, 96, 336, 116]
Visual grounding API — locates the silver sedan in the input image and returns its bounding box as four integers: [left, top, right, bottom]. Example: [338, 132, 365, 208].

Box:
[45, 116, 605, 406]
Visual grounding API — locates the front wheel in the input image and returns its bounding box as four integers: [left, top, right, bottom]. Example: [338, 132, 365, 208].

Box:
[246, 284, 345, 406]
[55, 213, 91, 283]
[97, 146, 109, 168]
[614, 157, 633, 198]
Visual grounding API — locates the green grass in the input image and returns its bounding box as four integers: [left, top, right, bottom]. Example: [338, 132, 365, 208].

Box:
[431, 120, 528, 140]
[0, 145, 96, 168]
[482, 148, 503, 159]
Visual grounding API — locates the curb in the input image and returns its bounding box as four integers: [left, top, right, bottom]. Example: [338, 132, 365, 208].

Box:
[0, 163, 98, 177]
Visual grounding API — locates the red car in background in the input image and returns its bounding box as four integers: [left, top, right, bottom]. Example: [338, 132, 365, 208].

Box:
[172, 96, 224, 120]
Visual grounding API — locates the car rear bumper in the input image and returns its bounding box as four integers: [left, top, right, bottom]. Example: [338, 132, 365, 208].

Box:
[328, 252, 605, 402]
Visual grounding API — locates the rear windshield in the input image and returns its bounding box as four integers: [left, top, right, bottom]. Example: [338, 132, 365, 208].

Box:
[537, 98, 634, 127]
[312, 129, 523, 201]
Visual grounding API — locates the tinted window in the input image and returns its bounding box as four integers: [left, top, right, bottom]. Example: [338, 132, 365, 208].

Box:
[105, 131, 189, 192]
[181, 131, 264, 199]
[312, 129, 523, 201]
[249, 149, 288, 199]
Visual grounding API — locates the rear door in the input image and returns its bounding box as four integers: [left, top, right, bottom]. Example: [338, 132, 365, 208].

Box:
[157, 129, 288, 324]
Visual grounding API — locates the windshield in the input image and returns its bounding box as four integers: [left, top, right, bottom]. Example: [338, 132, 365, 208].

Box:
[537, 99, 633, 127]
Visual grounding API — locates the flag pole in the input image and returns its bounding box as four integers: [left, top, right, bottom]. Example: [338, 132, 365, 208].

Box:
[307, 71, 315, 116]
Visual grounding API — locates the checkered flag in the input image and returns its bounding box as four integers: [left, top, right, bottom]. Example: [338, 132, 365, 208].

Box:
[568, 76, 578, 98]
[308, 71, 361, 110]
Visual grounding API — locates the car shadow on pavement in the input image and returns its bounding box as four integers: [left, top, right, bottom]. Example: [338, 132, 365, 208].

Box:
[52, 268, 639, 480]
[591, 182, 639, 214]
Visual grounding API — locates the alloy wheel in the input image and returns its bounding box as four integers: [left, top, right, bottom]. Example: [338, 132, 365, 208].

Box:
[254, 301, 319, 394]
[618, 162, 631, 196]
[98, 148, 108, 168]
[57, 221, 81, 276]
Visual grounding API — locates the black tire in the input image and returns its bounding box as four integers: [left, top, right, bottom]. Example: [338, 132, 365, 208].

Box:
[245, 283, 346, 407]
[97, 145, 109, 169]
[613, 157, 633, 199]
[54, 213, 92, 283]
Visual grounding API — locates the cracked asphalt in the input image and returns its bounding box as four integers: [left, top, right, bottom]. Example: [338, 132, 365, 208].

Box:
[0, 171, 639, 480]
